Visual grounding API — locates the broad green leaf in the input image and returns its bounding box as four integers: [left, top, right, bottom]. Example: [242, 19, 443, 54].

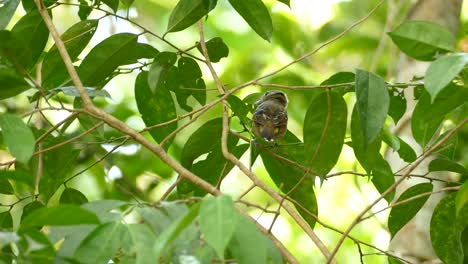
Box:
[371, 155, 395, 203]
[20, 201, 44, 223]
[120, 224, 157, 264]
[200, 195, 238, 259]
[227, 94, 251, 129]
[77, 33, 138, 87]
[0, 67, 31, 99]
[21, 205, 100, 230]
[303, 91, 347, 177]
[412, 85, 468, 147]
[0, 0, 20, 29]
[425, 53, 468, 102]
[135, 71, 177, 148]
[320, 71, 355, 95]
[101, 0, 119, 13]
[429, 159, 468, 176]
[42, 19, 99, 89]
[0, 212, 13, 229]
[456, 182, 468, 217]
[60, 188, 89, 205]
[395, 137, 417, 162]
[0, 170, 34, 189]
[166, 0, 217, 33]
[388, 20, 456, 61]
[74, 222, 126, 263]
[78, 0, 92, 20]
[434, 129, 458, 160]
[382, 128, 400, 152]
[388, 90, 406, 124]
[388, 183, 433, 237]
[0, 113, 35, 164]
[197, 37, 229, 62]
[147, 51, 177, 93]
[350, 106, 382, 173]
[6, 11, 48, 70]
[0, 177, 13, 194]
[229, 213, 267, 264]
[355, 69, 389, 146]
[121, 43, 159, 65]
[430, 193, 468, 264]
[227, 0, 273, 41]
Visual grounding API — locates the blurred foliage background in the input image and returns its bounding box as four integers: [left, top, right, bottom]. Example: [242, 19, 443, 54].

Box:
[2, 0, 467, 262]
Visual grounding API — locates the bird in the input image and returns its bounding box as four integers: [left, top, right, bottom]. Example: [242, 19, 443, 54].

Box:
[252, 90, 288, 146]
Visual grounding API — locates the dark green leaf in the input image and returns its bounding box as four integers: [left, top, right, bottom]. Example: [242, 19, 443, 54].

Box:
[200, 195, 238, 259]
[147, 51, 177, 93]
[42, 19, 99, 89]
[166, 0, 218, 33]
[21, 201, 44, 223]
[355, 69, 389, 146]
[0, 170, 34, 189]
[229, 213, 267, 264]
[0, 211, 13, 229]
[60, 188, 89, 205]
[395, 137, 417, 162]
[382, 128, 400, 152]
[77, 33, 138, 87]
[197, 37, 229, 62]
[434, 129, 458, 159]
[101, 0, 119, 13]
[120, 0, 134, 7]
[0, 113, 35, 164]
[371, 155, 395, 203]
[74, 222, 126, 263]
[78, 0, 92, 20]
[429, 159, 468, 176]
[0, 0, 20, 29]
[227, 0, 273, 41]
[303, 91, 347, 177]
[276, 0, 290, 7]
[388, 183, 433, 237]
[388, 20, 456, 61]
[21, 205, 100, 230]
[21, 0, 56, 12]
[135, 71, 177, 148]
[425, 53, 468, 102]
[0, 67, 31, 99]
[169, 56, 207, 109]
[121, 43, 159, 65]
[227, 94, 251, 130]
[320, 71, 355, 95]
[388, 89, 406, 124]
[0, 177, 13, 194]
[430, 193, 468, 264]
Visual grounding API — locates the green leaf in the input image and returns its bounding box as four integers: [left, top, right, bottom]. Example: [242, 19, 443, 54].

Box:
[227, 0, 273, 41]
[81, 200, 128, 222]
[229, 213, 267, 264]
[303, 91, 347, 177]
[197, 37, 229, 62]
[456, 182, 468, 218]
[0, 67, 32, 99]
[78, 0, 92, 20]
[21, 0, 56, 12]
[200, 195, 238, 259]
[227, 95, 251, 129]
[388, 183, 433, 237]
[388, 20, 456, 61]
[395, 137, 417, 162]
[50, 86, 111, 98]
[121, 43, 159, 65]
[0, 0, 20, 29]
[120, 224, 157, 264]
[0, 212, 13, 229]
[320, 71, 355, 95]
[42, 19, 99, 89]
[135, 71, 177, 148]
[276, 0, 290, 7]
[0, 177, 13, 194]
[101, 0, 119, 13]
[74, 222, 126, 263]
[21, 205, 100, 230]
[371, 155, 395, 203]
[120, 0, 134, 7]
[17, 228, 55, 262]
[60, 188, 89, 205]
[425, 53, 468, 102]
[429, 159, 468, 176]
[382, 128, 400, 152]
[77, 33, 138, 87]
[430, 193, 468, 264]
[20, 201, 44, 223]
[147, 51, 177, 93]
[0, 170, 34, 189]
[0, 113, 35, 164]
[166, 0, 218, 33]
[388, 89, 406, 124]
[355, 69, 389, 146]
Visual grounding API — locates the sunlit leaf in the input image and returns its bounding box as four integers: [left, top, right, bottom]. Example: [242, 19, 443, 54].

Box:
[388, 183, 433, 237]
[227, 0, 273, 41]
[388, 20, 456, 61]
[0, 113, 35, 164]
[0, 0, 20, 29]
[166, 0, 217, 33]
[21, 205, 100, 230]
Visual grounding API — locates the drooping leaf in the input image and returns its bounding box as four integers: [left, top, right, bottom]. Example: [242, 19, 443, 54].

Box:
[395, 137, 417, 163]
[166, 0, 218, 33]
[200, 195, 238, 259]
[60, 188, 89, 205]
[355, 69, 389, 146]
[371, 155, 395, 203]
[227, 0, 273, 41]
[229, 213, 267, 264]
[21, 205, 100, 230]
[42, 19, 99, 89]
[0, 170, 34, 189]
[388, 183, 433, 237]
[0, 113, 35, 164]
[0, 177, 13, 194]
[197, 37, 229, 62]
[0, 0, 20, 29]
[388, 20, 456, 61]
[0, 212, 13, 229]
[77, 33, 138, 87]
[0, 67, 32, 99]
[425, 53, 468, 102]
[135, 71, 177, 148]
[388, 89, 406, 124]
[303, 91, 347, 177]
[428, 159, 468, 176]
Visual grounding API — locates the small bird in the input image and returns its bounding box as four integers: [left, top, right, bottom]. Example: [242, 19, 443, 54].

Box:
[252, 90, 288, 145]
